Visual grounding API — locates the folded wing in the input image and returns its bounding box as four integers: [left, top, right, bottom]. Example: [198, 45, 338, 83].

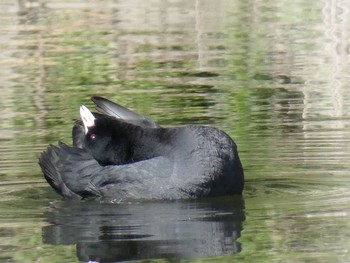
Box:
[92, 96, 160, 128]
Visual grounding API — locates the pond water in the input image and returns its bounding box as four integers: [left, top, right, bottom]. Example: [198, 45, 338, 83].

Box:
[1, 0, 350, 262]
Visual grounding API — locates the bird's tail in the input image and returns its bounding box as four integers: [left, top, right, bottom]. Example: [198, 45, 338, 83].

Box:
[39, 143, 81, 199]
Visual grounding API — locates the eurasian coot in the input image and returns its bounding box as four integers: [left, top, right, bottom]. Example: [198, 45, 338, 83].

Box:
[39, 97, 244, 200]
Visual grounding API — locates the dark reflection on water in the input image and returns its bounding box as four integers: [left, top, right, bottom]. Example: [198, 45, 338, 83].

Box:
[43, 197, 245, 262]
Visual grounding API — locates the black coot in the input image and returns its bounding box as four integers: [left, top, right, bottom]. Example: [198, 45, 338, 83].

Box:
[39, 97, 244, 200]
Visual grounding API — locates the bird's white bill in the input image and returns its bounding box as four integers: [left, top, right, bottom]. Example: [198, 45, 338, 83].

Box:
[80, 105, 96, 134]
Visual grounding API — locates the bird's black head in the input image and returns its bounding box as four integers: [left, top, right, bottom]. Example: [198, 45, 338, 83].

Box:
[80, 105, 132, 166]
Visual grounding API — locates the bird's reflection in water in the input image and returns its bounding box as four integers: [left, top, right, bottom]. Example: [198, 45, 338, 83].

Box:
[42, 196, 245, 262]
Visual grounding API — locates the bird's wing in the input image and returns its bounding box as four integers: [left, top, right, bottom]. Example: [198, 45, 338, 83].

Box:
[92, 96, 160, 128]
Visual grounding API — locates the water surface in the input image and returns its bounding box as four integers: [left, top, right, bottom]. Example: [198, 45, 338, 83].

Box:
[0, 0, 350, 262]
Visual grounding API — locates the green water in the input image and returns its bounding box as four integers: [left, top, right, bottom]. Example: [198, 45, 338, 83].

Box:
[0, 0, 350, 262]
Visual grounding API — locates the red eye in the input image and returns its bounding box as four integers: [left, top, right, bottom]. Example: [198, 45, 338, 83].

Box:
[90, 133, 96, 140]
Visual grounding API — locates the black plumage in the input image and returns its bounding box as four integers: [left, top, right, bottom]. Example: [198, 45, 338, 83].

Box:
[39, 97, 244, 201]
